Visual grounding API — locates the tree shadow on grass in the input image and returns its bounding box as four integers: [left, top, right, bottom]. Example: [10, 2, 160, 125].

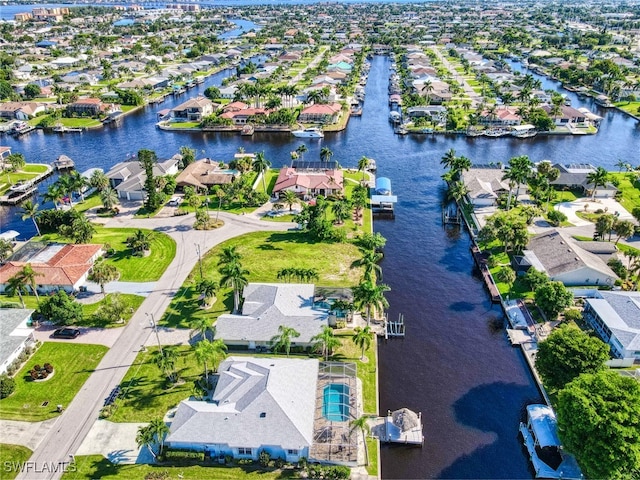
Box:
[266, 231, 318, 244]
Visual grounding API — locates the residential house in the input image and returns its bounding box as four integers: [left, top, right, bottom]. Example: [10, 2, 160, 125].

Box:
[549, 163, 618, 198]
[0, 309, 35, 375]
[215, 283, 328, 350]
[165, 356, 319, 463]
[0, 243, 103, 295]
[583, 290, 640, 362]
[406, 106, 447, 123]
[175, 158, 238, 191]
[273, 165, 343, 198]
[478, 106, 522, 126]
[542, 105, 586, 125]
[461, 166, 511, 206]
[298, 103, 342, 124]
[171, 96, 215, 122]
[522, 230, 618, 287]
[220, 107, 269, 125]
[0, 102, 46, 120]
[106, 154, 181, 200]
[66, 98, 105, 116]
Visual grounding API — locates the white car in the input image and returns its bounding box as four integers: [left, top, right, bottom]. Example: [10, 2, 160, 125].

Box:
[168, 197, 182, 207]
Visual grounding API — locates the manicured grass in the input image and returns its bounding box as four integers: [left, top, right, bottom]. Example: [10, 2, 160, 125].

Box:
[366, 437, 378, 476]
[256, 169, 279, 194]
[0, 164, 50, 196]
[168, 122, 200, 129]
[62, 455, 297, 480]
[610, 172, 640, 213]
[0, 343, 108, 421]
[0, 444, 33, 480]
[58, 118, 102, 128]
[72, 192, 103, 213]
[614, 101, 640, 116]
[162, 231, 363, 328]
[551, 188, 581, 204]
[37, 227, 176, 282]
[488, 252, 533, 300]
[78, 293, 145, 328]
[108, 346, 200, 423]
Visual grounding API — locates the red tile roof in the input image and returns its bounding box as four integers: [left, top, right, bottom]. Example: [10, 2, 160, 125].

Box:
[273, 168, 343, 193]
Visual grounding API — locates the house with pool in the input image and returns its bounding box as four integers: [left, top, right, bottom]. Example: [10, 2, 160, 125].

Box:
[165, 357, 360, 466]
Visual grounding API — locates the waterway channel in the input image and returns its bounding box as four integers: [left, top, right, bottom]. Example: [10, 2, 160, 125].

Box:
[1, 49, 639, 478]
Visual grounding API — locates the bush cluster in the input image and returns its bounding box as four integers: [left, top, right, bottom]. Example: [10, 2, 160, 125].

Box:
[0, 374, 16, 398]
[5, 345, 36, 377]
[29, 363, 53, 380]
[306, 464, 351, 479]
[162, 449, 205, 461]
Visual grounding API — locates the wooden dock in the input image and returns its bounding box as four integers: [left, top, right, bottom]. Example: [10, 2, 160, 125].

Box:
[470, 245, 501, 303]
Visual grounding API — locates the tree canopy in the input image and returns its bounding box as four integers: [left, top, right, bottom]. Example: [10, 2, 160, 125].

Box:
[535, 324, 609, 391]
[533, 280, 573, 319]
[556, 370, 640, 480]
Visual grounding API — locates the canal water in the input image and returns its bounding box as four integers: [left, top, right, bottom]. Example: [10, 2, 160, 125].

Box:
[1, 50, 640, 478]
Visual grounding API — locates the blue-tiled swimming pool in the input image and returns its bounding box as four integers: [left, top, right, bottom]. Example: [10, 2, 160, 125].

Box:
[322, 383, 349, 422]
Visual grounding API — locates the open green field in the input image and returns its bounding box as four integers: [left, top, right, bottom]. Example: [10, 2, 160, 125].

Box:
[162, 231, 363, 328]
[0, 445, 33, 480]
[614, 101, 640, 116]
[0, 164, 50, 196]
[0, 343, 108, 421]
[37, 227, 176, 282]
[61, 456, 298, 480]
[610, 172, 640, 213]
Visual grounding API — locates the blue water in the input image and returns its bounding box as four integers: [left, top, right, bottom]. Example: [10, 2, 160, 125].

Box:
[322, 384, 350, 422]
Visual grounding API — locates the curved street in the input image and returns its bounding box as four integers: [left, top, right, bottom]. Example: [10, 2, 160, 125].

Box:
[18, 208, 293, 480]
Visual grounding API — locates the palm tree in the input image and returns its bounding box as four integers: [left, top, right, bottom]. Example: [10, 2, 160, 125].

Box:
[127, 230, 152, 255]
[352, 281, 390, 325]
[331, 198, 351, 225]
[355, 233, 387, 252]
[320, 146, 333, 163]
[136, 425, 159, 460]
[311, 325, 342, 361]
[88, 260, 119, 298]
[68, 171, 88, 202]
[100, 187, 119, 211]
[295, 144, 308, 161]
[352, 325, 374, 360]
[5, 274, 28, 308]
[44, 184, 64, 209]
[21, 200, 41, 236]
[190, 316, 214, 342]
[194, 339, 227, 384]
[0, 239, 13, 264]
[219, 261, 249, 314]
[148, 418, 169, 456]
[270, 325, 300, 357]
[252, 151, 271, 192]
[358, 156, 370, 181]
[197, 279, 217, 308]
[505, 155, 533, 204]
[447, 181, 469, 203]
[154, 347, 178, 383]
[352, 250, 383, 282]
[19, 264, 42, 304]
[586, 166, 609, 200]
[218, 245, 242, 267]
[350, 415, 371, 466]
[89, 170, 109, 190]
[283, 190, 298, 211]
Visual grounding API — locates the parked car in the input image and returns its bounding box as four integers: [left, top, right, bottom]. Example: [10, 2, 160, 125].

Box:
[168, 196, 182, 207]
[52, 328, 81, 339]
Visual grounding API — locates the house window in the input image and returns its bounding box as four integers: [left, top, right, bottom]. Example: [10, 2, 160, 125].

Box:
[238, 448, 252, 456]
[287, 449, 298, 455]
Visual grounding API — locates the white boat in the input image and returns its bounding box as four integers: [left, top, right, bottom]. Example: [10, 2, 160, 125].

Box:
[365, 158, 377, 172]
[389, 111, 401, 123]
[511, 124, 537, 138]
[292, 127, 324, 138]
[484, 128, 509, 137]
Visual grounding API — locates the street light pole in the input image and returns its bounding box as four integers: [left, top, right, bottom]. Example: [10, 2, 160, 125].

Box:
[195, 243, 203, 280]
[146, 312, 163, 355]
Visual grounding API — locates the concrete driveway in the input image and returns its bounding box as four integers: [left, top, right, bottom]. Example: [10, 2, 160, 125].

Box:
[76, 420, 148, 464]
[0, 419, 58, 450]
[34, 324, 124, 348]
[555, 197, 635, 227]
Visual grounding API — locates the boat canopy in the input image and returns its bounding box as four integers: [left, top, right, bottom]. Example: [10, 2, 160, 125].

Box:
[511, 124, 536, 131]
[527, 404, 561, 448]
[371, 195, 397, 204]
[375, 177, 392, 195]
[0, 230, 20, 241]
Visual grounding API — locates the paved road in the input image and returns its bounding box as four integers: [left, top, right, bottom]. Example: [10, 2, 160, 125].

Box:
[18, 210, 293, 480]
[429, 46, 481, 107]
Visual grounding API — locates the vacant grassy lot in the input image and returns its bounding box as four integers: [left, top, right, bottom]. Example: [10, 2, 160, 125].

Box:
[610, 172, 640, 213]
[0, 343, 107, 421]
[37, 227, 176, 282]
[0, 444, 33, 480]
[61, 455, 298, 480]
[162, 231, 363, 328]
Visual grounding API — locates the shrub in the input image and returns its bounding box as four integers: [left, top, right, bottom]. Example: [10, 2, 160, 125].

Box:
[163, 450, 205, 461]
[0, 374, 16, 398]
[29, 363, 52, 380]
[44, 363, 53, 373]
[547, 209, 567, 226]
[258, 450, 271, 467]
[38, 290, 83, 325]
[237, 458, 254, 465]
[563, 309, 583, 324]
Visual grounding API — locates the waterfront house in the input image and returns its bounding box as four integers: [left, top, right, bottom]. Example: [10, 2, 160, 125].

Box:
[175, 158, 238, 191]
[220, 107, 270, 125]
[106, 154, 180, 200]
[0, 308, 35, 375]
[542, 105, 586, 125]
[478, 106, 522, 127]
[66, 98, 105, 117]
[405, 106, 447, 123]
[549, 163, 618, 198]
[298, 103, 342, 124]
[582, 290, 640, 362]
[522, 230, 618, 287]
[215, 283, 328, 350]
[165, 356, 319, 463]
[170, 96, 215, 122]
[0, 243, 103, 295]
[273, 165, 343, 199]
[0, 101, 46, 120]
[461, 166, 510, 206]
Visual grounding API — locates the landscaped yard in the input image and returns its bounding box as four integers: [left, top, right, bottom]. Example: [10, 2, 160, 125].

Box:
[0, 343, 108, 421]
[610, 172, 640, 213]
[161, 231, 363, 329]
[37, 227, 176, 282]
[0, 163, 50, 196]
[0, 444, 33, 480]
[61, 455, 298, 480]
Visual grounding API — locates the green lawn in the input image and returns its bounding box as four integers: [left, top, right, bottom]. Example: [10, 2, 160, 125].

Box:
[488, 251, 533, 300]
[0, 343, 108, 421]
[256, 169, 279, 194]
[37, 227, 176, 282]
[57, 118, 102, 128]
[72, 193, 103, 214]
[613, 101, 640, 116]
[167, 122, 200, 129]
[161, 231, 363, 328]
[62, 456, 297, 480]
[0, 164, 50, 196]
[610, 172, 640, 213]
[551, 188, 582, 204]
[0, 445, 33, 480]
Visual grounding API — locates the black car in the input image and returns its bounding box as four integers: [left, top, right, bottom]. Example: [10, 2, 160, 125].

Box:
[52, 328, 81, 339]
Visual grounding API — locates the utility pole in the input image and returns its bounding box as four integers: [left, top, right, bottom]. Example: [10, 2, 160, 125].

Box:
[146, 312, 163, 356]
[195, 243, 203, 279]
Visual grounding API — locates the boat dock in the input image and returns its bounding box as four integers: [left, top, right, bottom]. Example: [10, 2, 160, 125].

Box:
[369, 408, 424, 446]
[371, 176, 397, 219]
[53, 155, 75, 171]
[384, 313, 405, 338]
[0, 163, 54, 206]
[470, 244, 501, 303]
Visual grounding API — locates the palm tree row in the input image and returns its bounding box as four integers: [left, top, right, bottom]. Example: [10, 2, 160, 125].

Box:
[276, 267, 319, 283]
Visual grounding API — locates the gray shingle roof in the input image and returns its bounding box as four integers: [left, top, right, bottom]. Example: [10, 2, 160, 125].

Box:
[215, 284, 328, 344]
[166, 356, 319, 449]
[587, 291, 640, 351]
[0, 309, 34, 365]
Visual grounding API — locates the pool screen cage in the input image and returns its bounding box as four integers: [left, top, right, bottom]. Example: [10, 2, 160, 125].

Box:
[310, 362, 359, 465]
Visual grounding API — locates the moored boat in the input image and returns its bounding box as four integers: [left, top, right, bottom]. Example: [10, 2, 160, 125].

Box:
[291, 127, 324, 138]
[241, 124, 255, 136]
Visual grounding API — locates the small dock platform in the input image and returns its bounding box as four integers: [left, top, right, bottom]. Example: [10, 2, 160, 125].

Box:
[470, 245, 501, 303]
[53, 155, 75, 171]
[384, 313, 405, 339]
[370, 408, 424, 446]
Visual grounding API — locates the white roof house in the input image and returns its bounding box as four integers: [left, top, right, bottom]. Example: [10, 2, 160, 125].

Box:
[523, 230, 618, 286]
[461, 166, 511, 206]
[583, 290, 640, 361]
[215, 283, 328, 349]
[0, 309, 35, 375]
[166, 356, 319, 462]
[105, 154, 181, 200]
